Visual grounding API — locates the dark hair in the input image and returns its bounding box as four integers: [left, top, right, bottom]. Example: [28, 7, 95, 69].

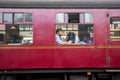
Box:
[56, 29, 62, 34]
[66, 32, 75, 43]
[78, 33, 90, 41]
[84, 33, 90, 38]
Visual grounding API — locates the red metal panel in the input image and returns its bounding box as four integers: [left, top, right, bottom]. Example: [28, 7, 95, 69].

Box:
[0, 8, 119, 70]
[55, 48, 106, 68]
[107, 9, 120, 68]
[0, 47, 107, 69]
[30, 49, 55, 68]
[33, 10, 55, 45]
[0, 49, 18, 69]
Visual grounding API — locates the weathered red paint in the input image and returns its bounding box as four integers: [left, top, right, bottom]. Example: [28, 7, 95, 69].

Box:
[0, 9, 120, 70]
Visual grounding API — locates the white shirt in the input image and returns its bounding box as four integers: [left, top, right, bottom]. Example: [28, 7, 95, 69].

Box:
[56, 34, 63, 44]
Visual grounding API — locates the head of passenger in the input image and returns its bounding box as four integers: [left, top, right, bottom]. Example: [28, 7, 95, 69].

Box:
[66, 32, 75, 43]
[83, 33, 90, 41]
[56, 29, 63, 36]
[84, 33, 93, 43]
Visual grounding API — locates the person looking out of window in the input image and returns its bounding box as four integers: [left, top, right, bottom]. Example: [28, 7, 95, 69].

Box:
[56, 29, 72, 44]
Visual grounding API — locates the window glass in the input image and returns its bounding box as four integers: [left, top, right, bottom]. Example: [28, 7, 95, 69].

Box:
[56, 24, 94, 44]
[65, 13, 68, 23]
[110, 17, 120, 39]
[19, 24, 33, 44]
[0, 12, 33, 45]
[85, 13, 93, 23]
[14, 13, 23, 22]
[80, 13, 84, 23]
[0, 13, 2, 22]
[0, 24, 33, 44]
[56, 13, 64, 23]
[56, 13, 94, 45]
[4, 13, 12, 23]
[0, 25, 5, 43]
[25, 13, 32, 22]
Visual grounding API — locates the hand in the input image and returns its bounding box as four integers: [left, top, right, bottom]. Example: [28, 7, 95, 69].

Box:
[68, 40, 72, 44]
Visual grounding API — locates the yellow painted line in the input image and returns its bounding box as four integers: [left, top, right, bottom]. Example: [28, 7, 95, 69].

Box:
[0, 46, 120, 49]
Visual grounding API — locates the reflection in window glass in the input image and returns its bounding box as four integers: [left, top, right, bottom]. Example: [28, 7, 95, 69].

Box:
[0, 24, 33, 44]
[0, 13, 2, 22]
[14, 13, 23, 22]
[25, 13, 32, 22]
[0, 25, 5, 43]
[19, 24, 33, 31]
[56, 13, 64, 23]
[85, 13, 93, 23]
[4, 13, 12, 23]
[65, 13, 68, 23]
[19, 24, 33, 44]
[80, 13, 84, 23]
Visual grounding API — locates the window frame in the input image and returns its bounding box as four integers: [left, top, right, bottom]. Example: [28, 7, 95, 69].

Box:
[0, 12, 33, 45]
[55, 12, 94, 45]
[0, 12, 2, 23]
[110, 17, 120, 40]
[3, 12, 13, 23]
[14, 12, 24, 23]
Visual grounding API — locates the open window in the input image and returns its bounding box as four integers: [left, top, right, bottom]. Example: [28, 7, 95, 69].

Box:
[56, 13, 94, 45]
[68, 13, 79, 23]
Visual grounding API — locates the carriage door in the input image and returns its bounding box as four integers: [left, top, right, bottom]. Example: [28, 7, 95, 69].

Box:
[107, 10, 120, 67]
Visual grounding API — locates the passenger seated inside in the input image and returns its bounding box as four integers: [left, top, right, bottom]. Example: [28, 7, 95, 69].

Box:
[56, 29, 72, 44]
[8, 35, 23, 44]
[0, 34, 4, 44]
[66, 32, 75, 43]
[9, 35, 19, 43]
[79, 33, 93, 44]
[3, 34, 10, 44]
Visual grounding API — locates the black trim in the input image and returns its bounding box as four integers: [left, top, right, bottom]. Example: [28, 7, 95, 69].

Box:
[0, 68, 105, 74]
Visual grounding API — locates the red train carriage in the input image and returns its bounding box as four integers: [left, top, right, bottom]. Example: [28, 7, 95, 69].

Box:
[0, 0, 120, 80]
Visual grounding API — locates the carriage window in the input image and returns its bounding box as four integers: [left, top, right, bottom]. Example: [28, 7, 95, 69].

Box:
[14, 13, 23, 22]
[4, 13, 13, 23]
[56, 13, 64, 23]
[0, 13, 2, 22]
[0, 12, 33, 45]
[80, 13, 84, 23]
[110, 17, 120, 40]
[68, 13, 79, 23]
[85, 13, 93, 23]
[14, 13, 32, 22]
[56, 13, 94, 45]
[25, 13, 32, 22]
[0, 24, 33, 45]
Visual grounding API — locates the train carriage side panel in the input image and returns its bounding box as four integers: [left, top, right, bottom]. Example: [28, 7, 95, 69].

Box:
[0, 9, 120, 70]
